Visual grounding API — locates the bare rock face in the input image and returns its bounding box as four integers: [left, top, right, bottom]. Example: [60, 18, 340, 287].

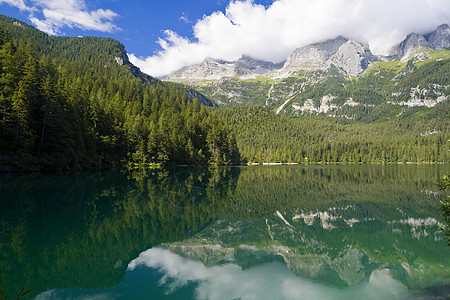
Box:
[425, 24, 450, 50]
[163, 24, 449, 82]
[165, 58, 236, 80]
[328, 40, 372, 76]
[400, 45, 433, 63]
[388, 33, 430, 59]
[186, 89, 215, 107]
[280, 36, 348, 74]
[165, 56, 284, 81]
[235, 55, 284, 76]
[384, 25, 449, 61]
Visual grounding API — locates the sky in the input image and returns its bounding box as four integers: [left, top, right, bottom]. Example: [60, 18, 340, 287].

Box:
[1, 0, 449, 77]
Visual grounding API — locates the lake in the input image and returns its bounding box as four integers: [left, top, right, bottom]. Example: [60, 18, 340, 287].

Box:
[0, 165, 449, 299]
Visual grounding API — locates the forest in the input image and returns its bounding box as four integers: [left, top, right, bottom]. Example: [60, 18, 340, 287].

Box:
[0, 16, 239, 172]
[0, 15, 448, 172]
[217, 105, 448, 164]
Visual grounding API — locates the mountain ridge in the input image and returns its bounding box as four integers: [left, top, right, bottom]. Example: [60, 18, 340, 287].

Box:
[0, 15, 215, 107]
[163, 24, 450, 81]
[161, 24, 449, 118]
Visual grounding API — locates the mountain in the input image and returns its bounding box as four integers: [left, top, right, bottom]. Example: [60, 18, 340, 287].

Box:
[164, 55, 284, 81]
[0, 14, 448, 169]
[0, 15, 213, 107]
[327, 40, 375, 76]
[274, 37, 377, 77]
[164, 24, 449, 118]
[386, 33, 431, 59]
[0, 14, 238, 172]
[165, 24, 449, 82]
[425, 23, 450, 50]
[278, 36, 348, 75]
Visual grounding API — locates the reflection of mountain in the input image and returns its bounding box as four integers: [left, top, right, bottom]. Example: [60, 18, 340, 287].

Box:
[1, 166, 448, 298]
[126, 248, 413, 300]
[159, 166, 449, 293]
[163, 202, 447, 289]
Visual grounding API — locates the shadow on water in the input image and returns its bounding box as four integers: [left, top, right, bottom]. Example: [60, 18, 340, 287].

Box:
[0, 165, 448, 299]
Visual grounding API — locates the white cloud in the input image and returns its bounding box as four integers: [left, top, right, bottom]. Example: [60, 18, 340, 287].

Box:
[130, 0, 450, 77]
[179, 12, 190, 24]
[0, 0, 34, 11]
[0, 0, 119, 34]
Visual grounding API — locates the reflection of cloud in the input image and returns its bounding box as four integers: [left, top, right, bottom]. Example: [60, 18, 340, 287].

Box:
[128, 247, 410, 300]
[35, 290, 115, 300]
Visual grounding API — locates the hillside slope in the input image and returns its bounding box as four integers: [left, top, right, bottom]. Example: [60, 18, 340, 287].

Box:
[164, 25, 449, 121]
[0, 15, 238, 172]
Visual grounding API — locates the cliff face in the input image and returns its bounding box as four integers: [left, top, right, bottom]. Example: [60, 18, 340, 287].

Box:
[159, 24, 449, 113]
[387, 33, 431, 59]
[164, 55, 284, 81]
[115, 46, 158, 86]
[280, 36, 348, 74]
[164, 24, 449, 82]
[425, 24, 450, 50]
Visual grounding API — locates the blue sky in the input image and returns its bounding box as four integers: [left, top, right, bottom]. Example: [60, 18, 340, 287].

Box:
[2, 0, 232, 55]
[0, 0, 274, 57]
[1, 0, 449, 77]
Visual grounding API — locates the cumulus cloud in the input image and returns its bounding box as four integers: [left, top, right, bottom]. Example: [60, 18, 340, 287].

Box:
[130, 0, 450, 77]
[0, 0, 119, 35]
[0, 0, 34, 11]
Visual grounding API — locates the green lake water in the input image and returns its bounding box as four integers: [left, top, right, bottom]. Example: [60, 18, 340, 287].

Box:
[0, 165, 449, 299]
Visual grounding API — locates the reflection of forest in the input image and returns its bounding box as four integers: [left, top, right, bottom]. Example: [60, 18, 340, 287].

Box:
[0, 168, 241, 297]
[0, 166, 447, 297]
[230, 165, 445, 217]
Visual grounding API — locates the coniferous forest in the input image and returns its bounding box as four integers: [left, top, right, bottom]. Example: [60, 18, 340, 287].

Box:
[0, 16, 239, 172]
[0, 15, 448, 172]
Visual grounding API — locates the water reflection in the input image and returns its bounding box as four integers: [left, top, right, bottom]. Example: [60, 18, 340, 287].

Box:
[0, 165, 449, 299]
[1, 168, 240, 298]
[127, 247, 410, 300]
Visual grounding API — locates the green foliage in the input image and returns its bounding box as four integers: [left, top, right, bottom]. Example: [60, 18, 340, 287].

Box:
[438, 173, 450, 245]
[187, 49, 449, 122]
[1, 14, 447, 171]
[0, 16, 238, 171]
[0, 280, 31, 300]
[215, 105, 449, 164]
[0, 166, 447, 295]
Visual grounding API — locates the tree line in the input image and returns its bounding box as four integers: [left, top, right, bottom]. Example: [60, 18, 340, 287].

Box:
[0, 20, 239, 172]
[215, 105, 448, 164]
[0, 15, 448, 171]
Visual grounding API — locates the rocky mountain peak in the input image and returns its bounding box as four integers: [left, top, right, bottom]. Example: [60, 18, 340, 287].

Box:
[388, 33, 430, 59]
[165, 55, 285, 81]
[328, 40, 372, 76]
[425, 23, 450, 50]
[387, 24, 450, 59]
[402, 33, 430, 54]
[281, 36, 348, 73]
[164, 58, 234, 80]
[236, 55, 285, 75]
[163, 24, 449, 82]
